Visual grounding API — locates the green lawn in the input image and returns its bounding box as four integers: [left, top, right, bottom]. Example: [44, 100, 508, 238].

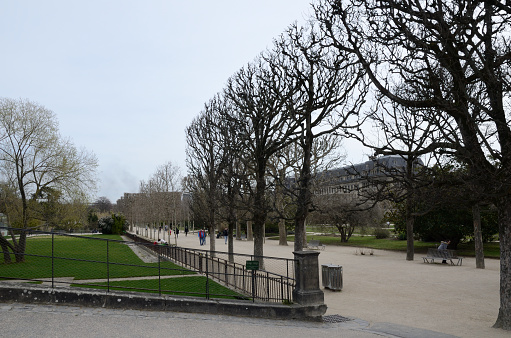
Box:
[0, 234, 246, 300]
[73, 276, 246, 300]
[0, 235, 194, 280]
[271, 234, 500, 259]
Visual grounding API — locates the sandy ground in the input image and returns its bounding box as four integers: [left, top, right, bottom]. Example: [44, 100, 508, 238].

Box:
[138, 229, 508, 338]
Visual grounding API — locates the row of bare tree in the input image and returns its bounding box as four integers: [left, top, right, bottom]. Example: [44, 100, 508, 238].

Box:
[117, 161, 188, 239]
[184, 0, 511, 329]
[185, 16, 364, 259]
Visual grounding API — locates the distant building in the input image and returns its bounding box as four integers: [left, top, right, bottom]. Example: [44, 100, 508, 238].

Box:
[313, 155, 423, 199]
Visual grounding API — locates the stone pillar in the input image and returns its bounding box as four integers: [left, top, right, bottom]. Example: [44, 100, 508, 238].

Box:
[293, 251, 324, 305]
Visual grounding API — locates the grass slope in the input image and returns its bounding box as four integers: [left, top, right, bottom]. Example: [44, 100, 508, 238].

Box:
[1, 235, 194, 280]
[1, 234, 245, 300]
[73, 276, 245, 300]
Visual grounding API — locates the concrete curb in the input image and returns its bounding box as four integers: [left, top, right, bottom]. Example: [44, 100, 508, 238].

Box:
[0, 283, 327, 321]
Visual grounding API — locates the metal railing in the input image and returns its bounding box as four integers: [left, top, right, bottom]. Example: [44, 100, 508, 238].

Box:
[0, 228, 295, 303]
[126, 233, 296, 303]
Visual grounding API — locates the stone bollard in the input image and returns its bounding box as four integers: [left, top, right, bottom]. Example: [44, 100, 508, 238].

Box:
[292, 251, 324, 305]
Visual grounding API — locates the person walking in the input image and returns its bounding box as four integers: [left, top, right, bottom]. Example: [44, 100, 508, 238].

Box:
[176, 227, 179, 238]
[223, 227, 228, 245]
[198, 229, 203, 245]
[185, 225, 189, 237]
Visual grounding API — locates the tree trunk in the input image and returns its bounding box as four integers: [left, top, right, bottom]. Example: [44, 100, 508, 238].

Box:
[208, 227, 216, 255]
[472, 204, 485, 269]
[339, 225, 347, 242]
[14, 232, 27, 263]
[294, 217, 306, 252]
[228, 220, 235, 262]
[276, 168, 288, 246]
[494, 200, 511, 330]
[405, 217, 414, 261]
[236, 220, 241, 240]
[253, 213, 265, 268]
[0, 236, 12, 264]
[294, 111, 313, 252]
[247, 220, 253, 241]
[405, 198, 414, 261]
[17, 183, 28, 263]
[251, 170, 266, 272]
[278, 219, 288, 246]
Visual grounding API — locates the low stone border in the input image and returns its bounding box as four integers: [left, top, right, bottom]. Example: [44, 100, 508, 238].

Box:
[0, 283, 327, 321]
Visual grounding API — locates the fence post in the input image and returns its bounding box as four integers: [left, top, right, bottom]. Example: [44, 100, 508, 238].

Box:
[199, 253, 203, 273]
[243, 265, 246, 291]
[251, 270, 255, 302]
[292, 251, 324, 305]
[51, 232, 54, 289]
[107, 240, 110, 292]
[233, 263, 237, 289]
[205, 252, 209, 299]
[266, 271, 270, 301]
[224, 261, 228, 285]
[280, 276, 284, 303]
[158, 250, 161, 296]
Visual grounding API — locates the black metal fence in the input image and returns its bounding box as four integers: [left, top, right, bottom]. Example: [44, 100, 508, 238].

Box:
[0, 228, 295, 303]
[126, 233, 296, 303]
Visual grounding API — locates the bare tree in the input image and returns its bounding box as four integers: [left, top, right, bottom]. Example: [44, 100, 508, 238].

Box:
[150, 161, 182, 242]
[117, 193, 136, 232]
[265, 21, 366, 251]
[268, 133, 344, 246]
[267, 150, 295, 247]
[353, 103, 440, 261]
[224, 56, 304, 260]
[186, 95, 230, 254]
[93, 196, 113, 213]
[216, 111, 250, 261]
[0, 98, 97, 263]
[310, 193, 383, 242]
[133, 163, 182, 243]
[315, 0, 511, 329]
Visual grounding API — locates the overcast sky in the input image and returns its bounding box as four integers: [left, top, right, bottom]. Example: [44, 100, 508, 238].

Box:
[0, 1, 368, 203]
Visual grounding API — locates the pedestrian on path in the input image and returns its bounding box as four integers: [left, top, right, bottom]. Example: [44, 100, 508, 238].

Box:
[223, 227, 228, 245]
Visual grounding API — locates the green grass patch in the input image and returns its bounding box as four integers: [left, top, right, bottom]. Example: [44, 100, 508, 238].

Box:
[455, 241, 500, 258]
[271, 234, 500, 259]
[304, 235, 433, 252]
[72, 276, 245, 300]
[0, 235, 195, 280]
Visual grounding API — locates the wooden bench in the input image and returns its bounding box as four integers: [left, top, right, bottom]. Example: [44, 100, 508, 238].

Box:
[422, 248, 463, 266]
[307, 240, 325, 251]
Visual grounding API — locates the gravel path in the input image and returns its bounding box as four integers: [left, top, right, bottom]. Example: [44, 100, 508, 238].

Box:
[143, 230, 507, 338]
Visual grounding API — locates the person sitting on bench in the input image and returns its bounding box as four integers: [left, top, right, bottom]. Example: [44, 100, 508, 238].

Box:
[438, 240, 451, 264]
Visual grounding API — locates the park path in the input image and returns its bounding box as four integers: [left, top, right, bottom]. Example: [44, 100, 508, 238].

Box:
[133, 228, 507, 338]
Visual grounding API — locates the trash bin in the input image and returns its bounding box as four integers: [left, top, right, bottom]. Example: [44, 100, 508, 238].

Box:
[322, 264, 343, 291]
